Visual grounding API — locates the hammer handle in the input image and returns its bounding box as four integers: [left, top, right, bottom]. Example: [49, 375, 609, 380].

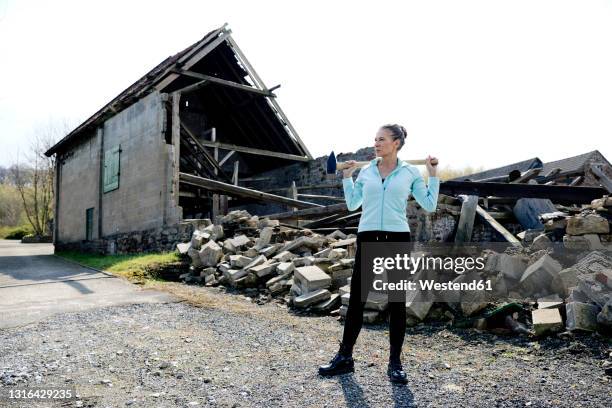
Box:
[337, 158, 436, 170]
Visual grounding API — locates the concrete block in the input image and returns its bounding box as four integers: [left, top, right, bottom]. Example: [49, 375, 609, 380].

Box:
[328, 248, 348, 261]
[577, 274, 612, 307]
[250, 262, 280, 279]
[176, 242, 191, 255]
[273, 251, 298, 262]
[294, 265, 331, 293]
[566, 302, 600, 332]
[198, 240, 223, 267]
[532, 308, 563, 336]
[597, 300, 612, 328]
[229, 255, 253, 268]
[228, 234, 251, 248]
[276, 262, 295, 275]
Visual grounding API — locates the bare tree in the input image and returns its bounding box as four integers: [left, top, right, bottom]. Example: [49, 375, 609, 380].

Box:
[11, 119, 72, 237]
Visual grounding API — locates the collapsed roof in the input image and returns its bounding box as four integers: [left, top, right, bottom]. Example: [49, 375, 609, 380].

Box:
[44, 24, 312, 174]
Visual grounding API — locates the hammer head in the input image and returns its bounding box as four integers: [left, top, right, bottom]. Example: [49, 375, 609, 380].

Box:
[326, 151, 337, 174]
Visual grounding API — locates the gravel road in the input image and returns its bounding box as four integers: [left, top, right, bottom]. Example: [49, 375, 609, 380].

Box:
[1, 282, 610, 408]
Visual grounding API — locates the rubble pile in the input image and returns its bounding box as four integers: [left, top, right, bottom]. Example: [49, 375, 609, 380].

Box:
[174, 194, 612, 337]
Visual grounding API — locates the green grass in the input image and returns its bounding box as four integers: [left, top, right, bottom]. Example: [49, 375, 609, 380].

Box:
[55, 250, 182, 283]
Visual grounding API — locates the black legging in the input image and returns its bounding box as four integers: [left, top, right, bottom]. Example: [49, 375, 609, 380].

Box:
[342, 230, 411, 362]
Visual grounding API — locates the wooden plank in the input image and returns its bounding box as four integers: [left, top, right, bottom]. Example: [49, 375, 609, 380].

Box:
[590, 163, 612, 193]
[455, 195, 478, 243]
[179, 172, 322, 209]
[297, 194, 344, 202]
[195, 139, 310, 162]
[219, 150, 235, 166]
[289, 181, 298, 212]
[173, 69, 276, 97]
[175, 79, 209, 94]
[476, 205, 522, 246]
[180, 122, 230, 180]
[264, 203, 349, 220]
[511, 168, 542, 184]
[569, 176, 584, 186]
[440, 181, 606, 204]
[232, 160, 240, 185]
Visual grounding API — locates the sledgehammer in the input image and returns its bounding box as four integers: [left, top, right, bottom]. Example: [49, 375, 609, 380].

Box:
[326, 151, 438, 174]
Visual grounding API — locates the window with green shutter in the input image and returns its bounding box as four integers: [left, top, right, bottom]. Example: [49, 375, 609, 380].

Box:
[103, 145, 121, 193]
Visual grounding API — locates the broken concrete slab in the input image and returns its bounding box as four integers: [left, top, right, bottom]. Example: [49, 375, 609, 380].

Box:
[273, 251, 298, 262]
[250, 262, 280, 279]
[294, 288, 331, 308]
[559, 251, 612, 289]
[531, 234, 553, 251]
[519, 254, 563, 296]
[255, 227, 274, 250]
[228, 234, 251, 248]
[294, 265, 332, 293]
[311, 293, 340, 313]
[243, 255, 267, 271]
[259, 243, 282, 258]
[566, 302, 600, 332]
[577, 274, 612, 307]
[223, 269, 248, 285]
[532, 308, 563, 336]
[229, 255, 253, 269]
[279, 236, 328, 254]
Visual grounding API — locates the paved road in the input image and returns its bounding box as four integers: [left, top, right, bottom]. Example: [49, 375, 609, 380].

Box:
[0, 240, 178, 329]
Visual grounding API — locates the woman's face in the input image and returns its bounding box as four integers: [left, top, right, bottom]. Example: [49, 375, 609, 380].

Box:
[374, 128, 400, 157]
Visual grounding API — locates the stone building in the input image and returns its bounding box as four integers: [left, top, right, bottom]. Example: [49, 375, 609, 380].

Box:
[44, 25, 314, 253]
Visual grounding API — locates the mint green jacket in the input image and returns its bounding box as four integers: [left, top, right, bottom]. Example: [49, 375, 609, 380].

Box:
[342, 157, 440, 232]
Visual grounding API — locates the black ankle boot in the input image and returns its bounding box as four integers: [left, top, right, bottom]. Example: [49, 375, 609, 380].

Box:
[318, 342, 354, 376]
[387, 360, 408, 384]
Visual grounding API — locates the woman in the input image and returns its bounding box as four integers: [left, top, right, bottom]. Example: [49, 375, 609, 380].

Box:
[318, 124, 440, 384]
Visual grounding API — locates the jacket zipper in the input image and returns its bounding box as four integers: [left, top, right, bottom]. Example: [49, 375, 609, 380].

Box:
[379, 160, 404, 230]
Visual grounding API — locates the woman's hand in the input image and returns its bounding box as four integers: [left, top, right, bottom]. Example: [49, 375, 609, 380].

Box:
[342, 160, 359, 178]
[425, 155, 438, 177]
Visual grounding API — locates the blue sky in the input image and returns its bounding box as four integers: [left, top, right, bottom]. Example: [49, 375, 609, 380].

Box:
[0, 0, 610, 170]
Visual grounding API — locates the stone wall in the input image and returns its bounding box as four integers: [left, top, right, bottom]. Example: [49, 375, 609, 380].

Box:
[55, 220, 201, 255]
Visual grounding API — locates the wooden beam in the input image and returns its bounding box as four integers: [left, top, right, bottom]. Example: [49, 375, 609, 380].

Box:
[263, 203, 349, 220]
[180, 122, 230, 181]
[232, 161, 239, 185]
[297, 193, 345, 202]
[590, 163, 612, 193]
[476, 205, 522, 246]
[455, 195, 478, 243]
[175, 79, 209, 94]
[440, 181, 606, 204]
[219, 150, 235, 166]
[511, 168, 542, 184]
[179, 172, 322, 209]
[173, 69, 276, 97]
[195, 139, 310, 162]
